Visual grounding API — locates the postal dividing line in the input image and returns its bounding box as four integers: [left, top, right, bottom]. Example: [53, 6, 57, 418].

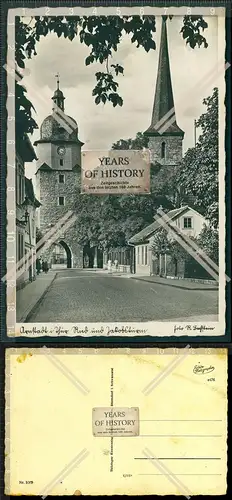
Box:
[143, 447, 192, 499]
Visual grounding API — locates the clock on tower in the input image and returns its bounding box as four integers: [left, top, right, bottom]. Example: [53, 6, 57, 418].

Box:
[57, 145, 66, 156]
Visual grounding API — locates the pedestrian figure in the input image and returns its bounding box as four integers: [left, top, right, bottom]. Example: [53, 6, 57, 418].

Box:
[114, 259, 118, 271]
[107, 259, 112, 273]
[42, 260, 45, 273]
[44, 261, 49, 274]
[36, 258, 41, 275]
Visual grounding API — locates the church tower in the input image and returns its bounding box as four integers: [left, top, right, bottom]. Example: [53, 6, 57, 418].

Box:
[144, 16, 184, 166]
[34, 76, 84, 268]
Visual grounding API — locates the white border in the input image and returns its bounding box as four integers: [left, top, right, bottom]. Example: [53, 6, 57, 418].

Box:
[6, 6, 227, 338]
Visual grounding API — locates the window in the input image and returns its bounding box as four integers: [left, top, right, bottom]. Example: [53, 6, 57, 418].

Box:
[16, 172, 20, 204]
[141, 246, 144, 265]
[145, 245, 148, 265]
[17, 232, 19, 262]
[60, 159, 64, 166]
[32, 217, 35, 239]
[24, 249, 28, 270]
[21, 175, 25, 203]
[59, 174, 65, 183]
[183, 217, 192, 229]
[161, 141, 166, 159]
[17, 232, 24, 265]
[137, 246, 140, 265]
[58, 196, 65, 206]
[16, 172, 24, 204]
[21, 234, 24, 261]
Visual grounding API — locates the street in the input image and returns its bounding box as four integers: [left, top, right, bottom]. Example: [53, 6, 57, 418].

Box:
[26, 270, 218, 322]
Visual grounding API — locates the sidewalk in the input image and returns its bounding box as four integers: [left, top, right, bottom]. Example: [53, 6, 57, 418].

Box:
[125, 275, 218, 291]
[16, 271, 57, 322]
[161, 314, 218, 322]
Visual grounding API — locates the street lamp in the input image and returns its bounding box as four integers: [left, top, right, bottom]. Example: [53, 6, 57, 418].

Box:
[20, 197, 29, 225]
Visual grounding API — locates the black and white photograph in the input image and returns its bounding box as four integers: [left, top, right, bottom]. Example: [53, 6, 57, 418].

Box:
[5, 5, 228, 337]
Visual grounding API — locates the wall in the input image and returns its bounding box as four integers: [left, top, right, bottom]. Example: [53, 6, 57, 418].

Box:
[36, 169, 80, 227]
[36, 142, 81, 171]
[174, 208, 206, 239]
[144, 210, 207, 278]
[148, 135, 183, 166]
[36, 169, 83, 268]
[16, 154, 25, 289]
[135, 244, 151, 275]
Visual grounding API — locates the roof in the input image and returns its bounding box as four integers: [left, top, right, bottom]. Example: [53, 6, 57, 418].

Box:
[36, 113, 80, 143]
[128, 206, 190, 245]
[144, 18, 184, 137]
[25, 177, 41, 207]
[52, 88, 65, 99]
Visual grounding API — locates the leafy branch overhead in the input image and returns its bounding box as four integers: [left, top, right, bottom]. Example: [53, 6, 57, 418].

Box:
[15, 14, 208, 136]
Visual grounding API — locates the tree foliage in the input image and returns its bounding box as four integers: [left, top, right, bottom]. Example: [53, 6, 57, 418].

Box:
[151, 228, 170, 256]
[15, 15, 208, 137]
[150, 223, 218, 271]
[177, 87, 218, 228]
[73, 131, 179, 250]
[197, 224, 219, 264]
[112, 132, 149, 150]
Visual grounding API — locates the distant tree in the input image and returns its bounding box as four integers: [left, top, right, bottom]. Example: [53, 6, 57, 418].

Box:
[73, 129, 176, 250]
[112, 132, 149, 150]
[168, 237, 196, 269]
[197, 224, 219, 265]
[15, 15, 209, 138]
[151, 229, 170, 256]
[178, 87, 218, 228]
[111, 132, 177, 230]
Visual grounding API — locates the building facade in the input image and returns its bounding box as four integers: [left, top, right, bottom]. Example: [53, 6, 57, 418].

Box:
[129, 206, 208, 278]
[34, 77, 85, 268]
[16, 135, 39, 289]
[127, 16, 207, 280]
[34, 18, 188, 271]
[110, 16, 186, 271]
[144, 16, 185, 206]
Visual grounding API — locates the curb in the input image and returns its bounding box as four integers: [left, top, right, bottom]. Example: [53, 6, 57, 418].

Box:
[18, 273, 57, 322]
[129, 276, 218, 291]
[168, 315, 219, 322]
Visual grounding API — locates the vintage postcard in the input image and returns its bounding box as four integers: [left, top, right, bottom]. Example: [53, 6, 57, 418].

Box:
[5, 347, 228, 495]
[4, 4, 229, 338]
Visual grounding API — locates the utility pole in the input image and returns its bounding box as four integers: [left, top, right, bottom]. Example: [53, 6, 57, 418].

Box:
[194, 119, 197, 147]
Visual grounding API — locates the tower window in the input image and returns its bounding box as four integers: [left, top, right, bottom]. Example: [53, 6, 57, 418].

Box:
[58, 196, 65, 206]
[161, 141, 166, 159]
[183, 217, 193, 229]
[59, 174, 65, 184]
[60, 159, 64, 166]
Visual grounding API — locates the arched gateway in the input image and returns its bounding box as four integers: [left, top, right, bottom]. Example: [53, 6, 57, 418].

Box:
[51, 241, 72, 269]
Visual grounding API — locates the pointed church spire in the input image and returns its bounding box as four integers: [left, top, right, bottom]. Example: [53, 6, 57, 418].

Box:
[145, 17, 184, 137]
[52, 73, 65, 112]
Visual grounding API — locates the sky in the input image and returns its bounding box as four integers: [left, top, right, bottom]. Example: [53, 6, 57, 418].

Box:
[21, 15, 223, 182]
